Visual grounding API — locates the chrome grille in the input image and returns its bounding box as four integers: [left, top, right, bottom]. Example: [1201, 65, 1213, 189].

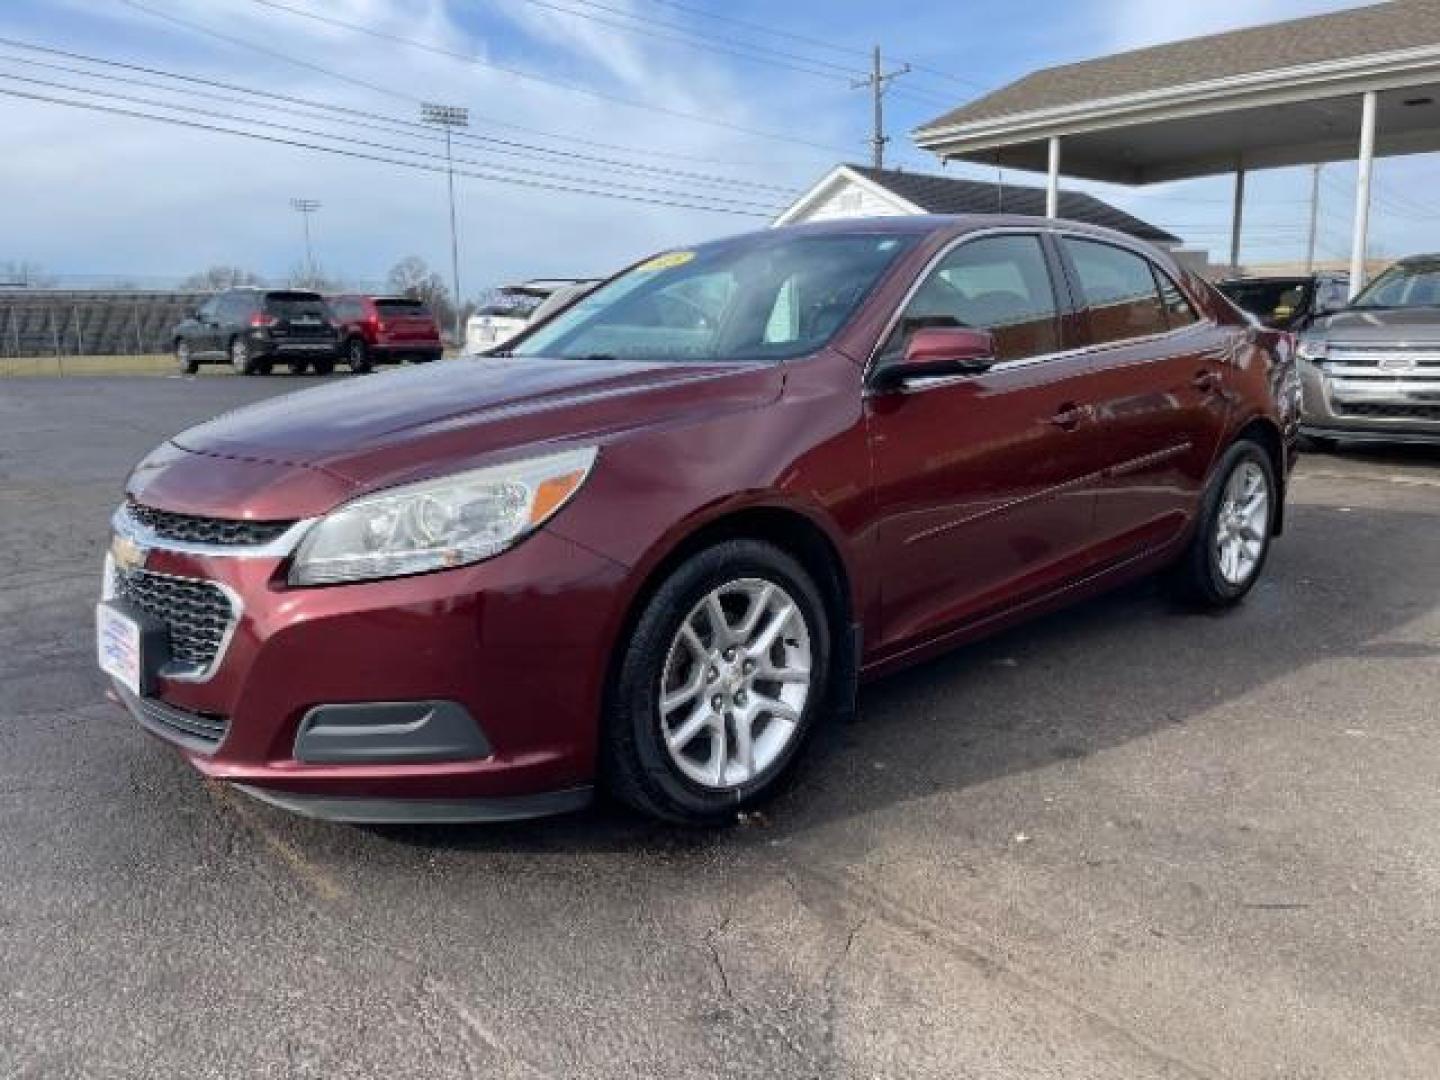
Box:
[114, 568, 235, 670]
[1338, 401, 1440, 421]
[124, 500, 294, 547]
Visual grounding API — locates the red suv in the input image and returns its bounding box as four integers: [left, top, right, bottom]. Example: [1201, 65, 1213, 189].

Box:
[330, 295, 443, 372]
[99, 218, 1297, 826]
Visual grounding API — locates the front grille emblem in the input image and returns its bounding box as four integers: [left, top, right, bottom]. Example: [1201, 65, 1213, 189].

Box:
[111, 531, 149, 574]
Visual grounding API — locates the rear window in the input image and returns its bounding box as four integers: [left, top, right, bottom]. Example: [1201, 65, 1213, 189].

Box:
[376, 299, 431, 318]
[264, 291, 327, 318]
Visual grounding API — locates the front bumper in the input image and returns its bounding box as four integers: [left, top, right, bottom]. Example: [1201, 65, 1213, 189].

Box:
[1300, 356, 1440, 443]
[106, 526, 629, 820]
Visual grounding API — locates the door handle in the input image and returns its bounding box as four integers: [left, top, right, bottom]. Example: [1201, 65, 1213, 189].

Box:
[1192, 369, 1222, 393]
[1049, 403, 1088, 431]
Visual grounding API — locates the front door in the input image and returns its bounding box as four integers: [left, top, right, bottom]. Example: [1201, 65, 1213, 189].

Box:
[1057, 237, 1234, 565]
[865, 232, 1106, 656]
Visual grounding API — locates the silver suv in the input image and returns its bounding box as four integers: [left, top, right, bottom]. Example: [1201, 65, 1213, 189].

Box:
[1299, 255, 1440, 448]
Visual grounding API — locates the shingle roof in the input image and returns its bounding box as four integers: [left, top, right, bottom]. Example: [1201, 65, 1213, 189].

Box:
[919, 0, 1440, 132]
[847, 165, 1180, 244]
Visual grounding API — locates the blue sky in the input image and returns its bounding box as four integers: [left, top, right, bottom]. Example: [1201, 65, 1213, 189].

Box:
[0, 0, 1426, 293]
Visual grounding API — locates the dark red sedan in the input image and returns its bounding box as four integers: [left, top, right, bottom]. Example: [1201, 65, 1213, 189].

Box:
[99, 217, 1298, 825]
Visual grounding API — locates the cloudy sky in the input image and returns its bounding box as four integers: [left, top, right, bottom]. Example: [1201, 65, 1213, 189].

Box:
[1, 0, 1431, 294]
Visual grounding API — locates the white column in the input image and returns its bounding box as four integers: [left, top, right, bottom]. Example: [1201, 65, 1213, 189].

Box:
[1349, 90, 1378, 300]
[1229, 163, 1246, 273]
[1046, 136, 1061, 219]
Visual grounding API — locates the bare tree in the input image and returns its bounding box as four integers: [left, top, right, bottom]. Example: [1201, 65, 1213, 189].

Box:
[387, 256, 458, 335]
[0, 260, 56, 287]
[180, 265, 264, 292]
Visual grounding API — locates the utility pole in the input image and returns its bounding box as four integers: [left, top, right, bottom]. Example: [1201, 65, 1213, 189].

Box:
[1305, 163, 1322, 273]
[290, 198, 321, 284]
[422, 102, 469, 348]
[851, 46, 910, 170]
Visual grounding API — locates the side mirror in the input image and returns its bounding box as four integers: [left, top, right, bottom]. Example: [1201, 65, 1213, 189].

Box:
[874, 327, 996, 390]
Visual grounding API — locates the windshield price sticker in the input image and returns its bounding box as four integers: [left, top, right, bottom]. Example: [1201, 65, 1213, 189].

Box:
[637, 251, 696, 273]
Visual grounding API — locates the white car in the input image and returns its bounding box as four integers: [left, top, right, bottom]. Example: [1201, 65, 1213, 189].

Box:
[465, 279, 598, 354]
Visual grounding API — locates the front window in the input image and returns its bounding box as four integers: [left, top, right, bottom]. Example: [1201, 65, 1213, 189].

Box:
[1351, 261, 1440, 309]
[511, 232, 917, 363]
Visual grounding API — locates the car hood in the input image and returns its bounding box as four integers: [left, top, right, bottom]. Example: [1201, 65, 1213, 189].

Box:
[167, 356, 781, 499]
[1317, 306, 1440, 345]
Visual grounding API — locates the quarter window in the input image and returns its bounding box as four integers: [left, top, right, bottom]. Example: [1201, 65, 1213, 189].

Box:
[1064, 238, 1169, 344]
[881, 234, 1062, 362]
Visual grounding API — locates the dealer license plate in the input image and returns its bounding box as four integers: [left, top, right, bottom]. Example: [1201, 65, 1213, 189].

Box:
[96, 602, 142, 697]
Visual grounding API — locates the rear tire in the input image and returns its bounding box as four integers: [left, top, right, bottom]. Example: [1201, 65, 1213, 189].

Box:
[230, 337, 258, 376]
[1173, 439, 1277, 609]
[175, 339, 198, 375]
[603, 539, 831, 825]
[347, 338, 372, 374]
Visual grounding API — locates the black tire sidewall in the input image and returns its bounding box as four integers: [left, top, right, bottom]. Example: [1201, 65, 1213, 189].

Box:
[1187, 440, 1277, 606]
[606, 539, 832, 824]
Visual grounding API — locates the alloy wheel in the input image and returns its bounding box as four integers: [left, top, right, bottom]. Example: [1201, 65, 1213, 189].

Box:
[1214, 461, 1270, 586]
[230, 339, 249, 375]
[659, 578, 812, 790]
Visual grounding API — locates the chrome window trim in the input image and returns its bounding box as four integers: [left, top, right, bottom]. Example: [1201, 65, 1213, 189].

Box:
[112, 503, 315, 559]
[863, 225, 1217, 395]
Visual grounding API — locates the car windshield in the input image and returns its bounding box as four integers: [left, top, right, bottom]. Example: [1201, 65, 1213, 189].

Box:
[1218, 280, 1311, 320]
[1351, 261, 1440, 309]
[510, 232, 918, 363]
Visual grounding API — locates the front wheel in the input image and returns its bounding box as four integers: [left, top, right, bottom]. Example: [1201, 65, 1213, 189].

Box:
[175, 340, 198, 375]
[603, 539, 831, 825]
[1174, 439, 1277, 608]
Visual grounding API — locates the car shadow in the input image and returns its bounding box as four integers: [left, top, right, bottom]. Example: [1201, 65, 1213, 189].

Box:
[364, 499, 1436, 860]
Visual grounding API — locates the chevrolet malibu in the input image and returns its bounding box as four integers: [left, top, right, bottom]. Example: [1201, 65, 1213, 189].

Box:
[99, 217, 1297, 825]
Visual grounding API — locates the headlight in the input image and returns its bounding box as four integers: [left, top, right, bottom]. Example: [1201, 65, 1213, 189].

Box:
[1297, 338, 1328, 362]
[289, 446, 597, 585]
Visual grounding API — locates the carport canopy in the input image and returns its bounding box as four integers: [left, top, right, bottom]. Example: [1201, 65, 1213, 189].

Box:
[913, 1, 1440, 295]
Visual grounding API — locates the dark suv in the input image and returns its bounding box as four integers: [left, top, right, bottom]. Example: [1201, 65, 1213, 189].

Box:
[173, 289, 340, 376]
[330, 295, 444, 372]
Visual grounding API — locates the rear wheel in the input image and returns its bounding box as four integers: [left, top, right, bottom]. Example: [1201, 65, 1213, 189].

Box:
[1174, 439, 1276, 608]
[175, 339, 198, 375]
[603, 539, 830, 825]
[347, 338, 372, 374]
[230, 337, 257, 376]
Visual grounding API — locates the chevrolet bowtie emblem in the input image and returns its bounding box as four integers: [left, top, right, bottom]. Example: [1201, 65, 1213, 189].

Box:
[111, 531, 149, 573]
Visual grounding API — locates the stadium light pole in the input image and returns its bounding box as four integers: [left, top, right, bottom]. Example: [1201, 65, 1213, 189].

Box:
[422, 102, 469, 347]
[290, 198, 321, 284]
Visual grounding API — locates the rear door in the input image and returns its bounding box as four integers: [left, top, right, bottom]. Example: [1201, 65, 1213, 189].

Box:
[1057, 236, 1234, 566]
[865, 231, 1108, 654]
[265, 291, 332, 347]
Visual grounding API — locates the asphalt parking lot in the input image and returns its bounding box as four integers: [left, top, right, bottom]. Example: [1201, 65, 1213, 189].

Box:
[2, 374, 1438, 1079]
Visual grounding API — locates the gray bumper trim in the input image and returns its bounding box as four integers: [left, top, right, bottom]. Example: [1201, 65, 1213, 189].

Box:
[1301, 424, 1440, 446]
[231, 783, 594, 824]
[293, 700, 490, 764]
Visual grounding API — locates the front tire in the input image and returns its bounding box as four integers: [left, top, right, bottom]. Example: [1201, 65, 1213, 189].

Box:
[1174, 439, 1277, 608]
[603, 539, 831, 825]
[175, 339, 198, 375]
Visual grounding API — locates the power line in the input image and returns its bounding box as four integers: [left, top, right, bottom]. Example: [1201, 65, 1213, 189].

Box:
[221, 0, 854, 155]
[0, 43, 801, 196]
[0, 84, 784, 218]
[0, 70, 787, 212]
[630, 0, 992, 91]
[513, 0, 864, 82]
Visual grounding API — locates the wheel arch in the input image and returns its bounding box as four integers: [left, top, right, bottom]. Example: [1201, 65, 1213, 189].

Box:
[1229, 415, 1287, 536]
[601, 503, 860, 725]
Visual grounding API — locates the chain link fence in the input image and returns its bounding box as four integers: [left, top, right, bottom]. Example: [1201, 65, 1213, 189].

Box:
[0, 290, 205, 359]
